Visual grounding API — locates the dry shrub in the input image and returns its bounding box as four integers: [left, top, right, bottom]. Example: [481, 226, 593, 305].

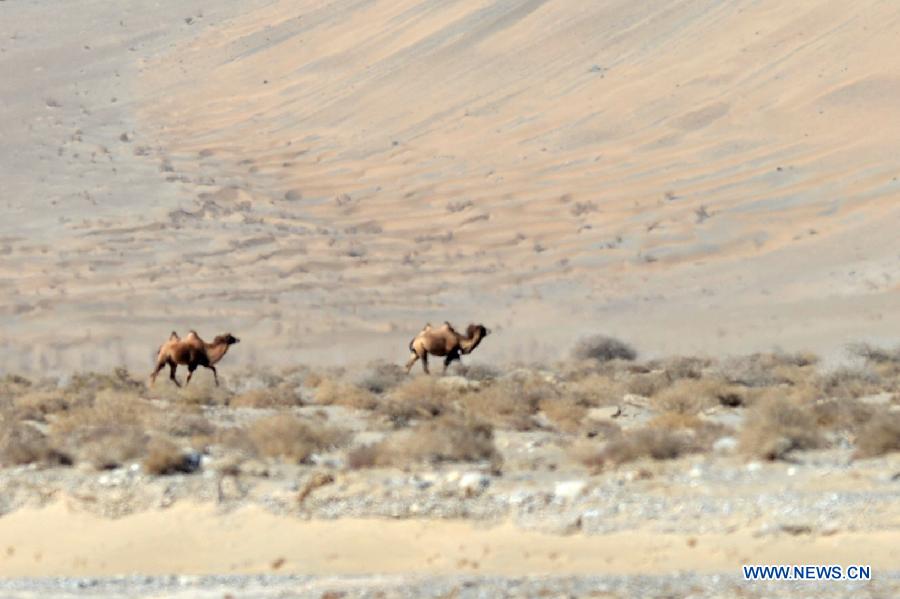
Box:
[538, 396, 587, 433]
[460, 374, 557, 430]
[315, 379, 378, 410]
[143, 438, 194, 475]
[739, 397, 822, 460]
[349, 415, 496, 468]
[847, 343, 900, 365]
[455, 363, 501, 382]
[812, 399, 875, 433]
[818, 368, 882, 400]
[382, 376, 460, 424]
[653, 378, 743, 414]
[572, 335, 637, 363]
[245, 414, 347, 463]
[64, 368, 143, 401]
[721, 352, 818, 388]
[0, 421, 70, 466]
[854, 413, 900, 458]
[12, 390, 69, 422]
[649, 356, 712, 380]
[625, 371, 672, 397]
[648, 412, 730, 448]
[356, 361, 407, 394]
[566, 374, 626, 407]
[50, 390, 155, 469]
[580, 427, 695, 469]
[231, 383, 303, 409]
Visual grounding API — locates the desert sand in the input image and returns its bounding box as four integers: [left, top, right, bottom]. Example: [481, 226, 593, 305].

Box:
[2, 0, 898, 374]
[3, 1, 900, 597]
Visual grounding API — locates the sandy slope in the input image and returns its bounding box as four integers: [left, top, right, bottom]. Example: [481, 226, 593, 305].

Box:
[1, 500, 898, 577]
[2, 0, 899, 373]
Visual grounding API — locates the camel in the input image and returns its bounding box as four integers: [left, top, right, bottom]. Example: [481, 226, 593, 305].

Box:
[405, 321, 490, 374]
[150, 330, 240, 387]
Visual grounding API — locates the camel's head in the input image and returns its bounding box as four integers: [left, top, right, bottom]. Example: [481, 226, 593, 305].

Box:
[460, 324, 490, 354]
[218, 333, 240, 345]
[466, 324, 490, 339]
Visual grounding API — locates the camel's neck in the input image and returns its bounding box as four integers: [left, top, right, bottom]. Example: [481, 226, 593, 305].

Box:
[206, 342, 230, 365]
[460, 332, 483, 354]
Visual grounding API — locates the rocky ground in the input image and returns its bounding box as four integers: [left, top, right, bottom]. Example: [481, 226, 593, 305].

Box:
[1, 344, 899, 596]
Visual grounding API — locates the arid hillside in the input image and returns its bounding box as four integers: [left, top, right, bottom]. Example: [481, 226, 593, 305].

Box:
[2, 0, 899, 372]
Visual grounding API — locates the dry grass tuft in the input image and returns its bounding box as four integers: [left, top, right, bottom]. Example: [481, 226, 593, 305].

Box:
[142, 438, 194, 475]
[818, 367, 883, 400]
[739, 397, 822, 460]
[0, 421, 71, 466]
[854, 413, 900, 458]
[231, 384, 304, 409]
[382, 376, 461, 424]
[460, 374, 557, 430]
[245, 414, 347, 464]
[720, 352, 817, 388]
[315, 379, 378, 410]
[348, 415, 497, 469]
[580, 427, 695, 469]
[49, 390, 155, 469]
[572, 335, 637, 363]
[565, 374, 627, 407]
[538, 396, 587, 433]
[653, 378, 743, 414]
[355, 361, 407, 394]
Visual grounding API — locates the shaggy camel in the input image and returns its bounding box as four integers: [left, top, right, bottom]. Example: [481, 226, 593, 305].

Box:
[150, 330, 240, 387]
[405, 322, 490, 374]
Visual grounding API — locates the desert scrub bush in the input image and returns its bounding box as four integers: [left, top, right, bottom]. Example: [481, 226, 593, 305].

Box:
[347, 415, 497, 469]
[231, 383, 304, 409]
[142, 437, 197, 475]
[739, 397, 822, 460]
[720, 352, 818, 388]
[244, 413, 348, 464]
[625, 370, 673, 397]
[647, 356, 713, 380]
[817, 367, 883, 399]
[49, 390, 156, 469]
[454, 362, 501, 382]
[0, 420, 70, 466]
[571, 335, 637, 363]
[811, 398, 875, 434]
[355, 361, 407, 394]
[653, 378, 745, 414]
[381, 376, 462, 425]
[314, 378, 378, 410]
[565, 374, 627, 407]
[854, 413, 900, 458]
[11, 390, 69, 422]
[460, 373, 558, 430]
[578, 427, 696, 470]
[847, 342, 900, 365]
[537, 396, 587, 433]
[64, 368, 143, 402]
[150, 375, 232, 406]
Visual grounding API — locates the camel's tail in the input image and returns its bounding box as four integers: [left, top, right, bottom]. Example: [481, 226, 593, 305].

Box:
[408, 337, 416, 353]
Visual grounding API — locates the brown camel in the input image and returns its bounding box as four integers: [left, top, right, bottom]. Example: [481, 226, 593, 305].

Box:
[150, 330, 240, 387]
[405, 322, 490, 374]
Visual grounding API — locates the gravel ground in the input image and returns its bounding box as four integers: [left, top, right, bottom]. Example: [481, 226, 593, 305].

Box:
[1, 573, 897, 598]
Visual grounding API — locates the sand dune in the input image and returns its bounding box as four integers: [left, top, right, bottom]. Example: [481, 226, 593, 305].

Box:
[2, 0, 899, 372]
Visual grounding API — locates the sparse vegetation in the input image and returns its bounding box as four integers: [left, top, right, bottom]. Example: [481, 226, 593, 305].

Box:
[244, 413, 347, 464]
[739, 397, 822, 460]
[572, 335, 637, 363]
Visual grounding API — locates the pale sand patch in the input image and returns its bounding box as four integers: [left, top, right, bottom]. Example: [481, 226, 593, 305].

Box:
[1, 501, 897, 577]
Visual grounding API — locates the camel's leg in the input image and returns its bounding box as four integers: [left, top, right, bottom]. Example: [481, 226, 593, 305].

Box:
[443, 350, 460, 374]
[185, 363, 197, 386]
[405, 352, 419, 374]
[150, 360, 166, 386]
[208, 365, 219, 387]
[168, 360, 181, 387]
[421, 353, 430, 375]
